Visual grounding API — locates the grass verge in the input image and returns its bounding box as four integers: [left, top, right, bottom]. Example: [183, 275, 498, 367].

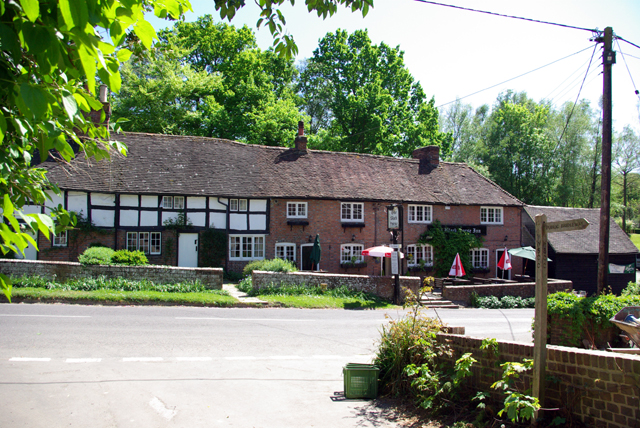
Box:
[260, 294, 397, 309]
[5, 287, 238, 306]
[631, 233, 640, 250]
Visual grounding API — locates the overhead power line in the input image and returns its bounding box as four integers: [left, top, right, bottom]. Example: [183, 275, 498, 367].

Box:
[556, 44, 599, 145]
[617, 36, 640, 51]
[412, 0, 598, 33]
[437, 46, 595, 108]
[615, 39, 640, 101]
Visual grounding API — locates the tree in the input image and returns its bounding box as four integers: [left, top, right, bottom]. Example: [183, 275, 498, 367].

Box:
[477, 92, 555, 205]
[297, 29, 448, 157]
[113, 17, 304, 146]
[213, 0, 373, 59]
[0, 0, 372, 300]
[613, 126, 640, 233]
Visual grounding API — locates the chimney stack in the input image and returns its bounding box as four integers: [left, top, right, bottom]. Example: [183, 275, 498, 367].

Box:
[412, 146, 440, 173]
[294, 120, 307, 152]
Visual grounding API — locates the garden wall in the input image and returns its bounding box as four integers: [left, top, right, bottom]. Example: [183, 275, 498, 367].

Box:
[0, 259, 223, 289]
[436, 333, 640, 428]
[443, 279, 573, 305]
[251, 270, 421, 301]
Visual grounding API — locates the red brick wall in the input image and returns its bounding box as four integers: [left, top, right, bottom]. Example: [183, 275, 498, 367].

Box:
[266, 199, 522, 277]
[436, 333, 640, 428]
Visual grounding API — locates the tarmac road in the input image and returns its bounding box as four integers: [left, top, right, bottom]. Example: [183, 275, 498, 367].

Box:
[0, 304, 534, 427]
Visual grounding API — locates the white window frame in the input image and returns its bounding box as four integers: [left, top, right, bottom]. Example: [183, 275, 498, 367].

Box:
[286, 202, 307, 219]
[340, 244, 364, 264]
[138, 232, 150, 254]
[230, 199, 248, 212]
[173, 196, 185, 210]
[229, 235, 265, 260]
[150, 232, 162, 255]
[470, 248, 489, 269]
[408, 205, 432, 224]
[341, 202, 363, 222]
[53, 231, 68, 247]
[275, 243, 296, 262]
[126, 232, 137, 251]
[162, 196, 173, 209]
[127, 231, 162, 254]
[480, 206, 503, 225]
[406, 244, 434, 267]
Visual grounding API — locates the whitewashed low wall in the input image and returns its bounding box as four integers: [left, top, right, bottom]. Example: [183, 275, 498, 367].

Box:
[251, 270, 420, 301]
[0, 259, 223, 289]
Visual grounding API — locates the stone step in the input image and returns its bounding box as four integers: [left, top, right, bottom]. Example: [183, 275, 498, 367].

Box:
[419, 298, 460, 309]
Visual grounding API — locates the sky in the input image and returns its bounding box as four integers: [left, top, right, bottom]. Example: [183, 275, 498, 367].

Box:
[147, 0, 640, 133]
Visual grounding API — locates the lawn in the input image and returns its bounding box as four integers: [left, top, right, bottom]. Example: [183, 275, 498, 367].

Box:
[260, 294, 397, 309]
[631, 233, 640, 250]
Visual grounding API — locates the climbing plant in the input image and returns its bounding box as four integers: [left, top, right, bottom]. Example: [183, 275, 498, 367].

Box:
[417, 220, 483, 277]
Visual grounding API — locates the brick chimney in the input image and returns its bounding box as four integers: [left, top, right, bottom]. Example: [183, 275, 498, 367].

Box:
[294, 121, 307, 152]
[87, 84, 111, 126]
[412, 146, 440, 174]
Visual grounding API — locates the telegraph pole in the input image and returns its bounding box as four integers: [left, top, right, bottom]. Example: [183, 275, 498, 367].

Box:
[597, 27, 615, 294]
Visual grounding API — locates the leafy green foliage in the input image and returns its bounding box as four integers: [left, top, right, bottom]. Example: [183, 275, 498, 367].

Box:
[113, 16, 304, 146]
[491, 359, 540, 423]
[298, 29, 449, 157]
[111, 250, 148, 266]
[470, 292, 535, 309]
[78, 247, 115, 265]
[241, 258, 298, 277]
[213, 0, 373, 59]
[418, 220, 483, 277]
[11, 275, 220, 294]
[162, 212, 193, 230]
[0, 0, 192, 300]
[622, 281, 640, 296]
[547, 291, 640, 347]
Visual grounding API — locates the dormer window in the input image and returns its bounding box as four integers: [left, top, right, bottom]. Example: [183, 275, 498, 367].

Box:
[287, 202, 307, 218]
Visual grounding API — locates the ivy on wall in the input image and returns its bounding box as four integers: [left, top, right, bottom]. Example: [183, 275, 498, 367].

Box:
[417, 220, 483, 277]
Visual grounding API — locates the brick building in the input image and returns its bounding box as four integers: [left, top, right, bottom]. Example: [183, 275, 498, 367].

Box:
[30, 127, 524, 277]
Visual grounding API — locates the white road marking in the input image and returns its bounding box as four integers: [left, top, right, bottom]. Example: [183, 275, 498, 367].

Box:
[0, 314, 90, 318]
[149, 397, 176, 420]
[176, 357, 212, 361]
[123, 357, 164, 362]
[175, 317, 315, 321]
[9, 357, 51, 362]
[6, 355, 368, 363]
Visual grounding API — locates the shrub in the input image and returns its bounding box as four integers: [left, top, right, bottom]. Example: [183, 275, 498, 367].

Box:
[622, 281, 640, 296]
[111, 250, 148, 266]
[237, 276, 253, 293]
[242, 258, 298, 277]
[469, 293, 535, 309]
[78, 247, 115, 265]
[547, 291, 640, 347]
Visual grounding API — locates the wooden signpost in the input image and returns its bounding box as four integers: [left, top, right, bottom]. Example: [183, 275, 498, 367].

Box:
[533, 215, 589, 418]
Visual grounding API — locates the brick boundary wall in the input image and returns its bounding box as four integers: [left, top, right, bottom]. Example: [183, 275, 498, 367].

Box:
[435, 333, 640, 428]
[251, 271, 421, 301]
[443, 279, 573, 305]
[0, 260, 223, 289]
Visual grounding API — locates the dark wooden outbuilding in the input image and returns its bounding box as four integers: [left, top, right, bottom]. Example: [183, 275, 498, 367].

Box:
[523, 205, 638, 296]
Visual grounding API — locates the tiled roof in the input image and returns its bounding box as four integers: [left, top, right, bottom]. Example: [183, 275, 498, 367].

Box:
[524, 205, 638, 255]
[43, 132, 522, 206]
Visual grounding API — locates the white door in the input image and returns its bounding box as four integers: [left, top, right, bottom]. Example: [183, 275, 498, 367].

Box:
[16, 230, 37, 260]
[178, 233, 198, 267]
